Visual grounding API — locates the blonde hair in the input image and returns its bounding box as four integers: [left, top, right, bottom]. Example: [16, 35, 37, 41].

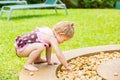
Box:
[53, 21, 74, 38]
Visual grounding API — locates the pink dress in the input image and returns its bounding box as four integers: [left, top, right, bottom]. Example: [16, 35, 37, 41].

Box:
[15, 27, 53, 52]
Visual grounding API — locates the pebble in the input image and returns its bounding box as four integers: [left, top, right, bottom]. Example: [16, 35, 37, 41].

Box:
[114, 72, 119, 76]
[29, 72, 34, 76]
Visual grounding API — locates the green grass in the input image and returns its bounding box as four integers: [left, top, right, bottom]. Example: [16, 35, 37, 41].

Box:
[0, 9, 120, 80]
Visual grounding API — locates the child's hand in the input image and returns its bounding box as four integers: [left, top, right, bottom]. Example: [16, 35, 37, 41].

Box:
[66, 65, 72, 72]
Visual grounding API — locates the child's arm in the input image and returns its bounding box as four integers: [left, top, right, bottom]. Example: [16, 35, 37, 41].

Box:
[46, 47, 58, 65]
[50, 38, 72, 71]
[46, 46, 52, 64]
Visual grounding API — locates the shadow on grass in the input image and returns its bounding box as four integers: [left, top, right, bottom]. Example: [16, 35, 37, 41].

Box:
[1, 13, 64, 21]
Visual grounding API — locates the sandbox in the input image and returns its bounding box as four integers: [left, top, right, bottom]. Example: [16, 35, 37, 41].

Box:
[19, 45, 120, 80]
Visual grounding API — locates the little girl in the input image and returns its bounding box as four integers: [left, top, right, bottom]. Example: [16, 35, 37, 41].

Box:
[15, 21, 74, 71]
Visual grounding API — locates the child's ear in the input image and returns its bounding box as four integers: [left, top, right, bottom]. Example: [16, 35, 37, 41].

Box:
[59, 33, 65, 35]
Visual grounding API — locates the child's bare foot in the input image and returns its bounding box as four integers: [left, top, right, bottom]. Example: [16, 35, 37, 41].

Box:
[48, 61, 58, 65]
[34, 58, 47, 64]
[24, 64, 38, 71]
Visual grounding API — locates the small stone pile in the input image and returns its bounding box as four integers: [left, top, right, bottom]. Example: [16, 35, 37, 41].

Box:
[57, 51, 120, 80]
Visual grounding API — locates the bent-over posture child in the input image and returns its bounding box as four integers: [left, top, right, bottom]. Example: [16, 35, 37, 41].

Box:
[15, 21, 74, 71]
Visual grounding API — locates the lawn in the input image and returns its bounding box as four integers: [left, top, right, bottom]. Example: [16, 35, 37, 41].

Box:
[0, 9, 120, 80]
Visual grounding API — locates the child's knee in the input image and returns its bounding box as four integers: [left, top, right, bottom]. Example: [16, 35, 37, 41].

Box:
[28, 43, 44, 50]
[34, 44, 44, 52]
[36, 48, 44, 53]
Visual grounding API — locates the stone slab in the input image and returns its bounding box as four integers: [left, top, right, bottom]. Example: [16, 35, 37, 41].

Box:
[97, 59, 120, 80]
[19, 45, 120, 80]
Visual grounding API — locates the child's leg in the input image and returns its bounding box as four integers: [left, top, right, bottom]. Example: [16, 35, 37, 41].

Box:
[17, 43, 45, 71]
[34, 56, 47, 64]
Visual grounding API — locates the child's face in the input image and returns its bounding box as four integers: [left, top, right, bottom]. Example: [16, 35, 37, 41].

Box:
[57, 34, 70, 43]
